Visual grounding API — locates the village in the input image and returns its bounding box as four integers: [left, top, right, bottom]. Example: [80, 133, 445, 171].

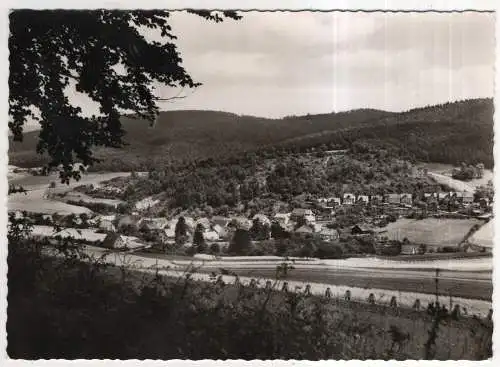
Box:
[18, 173, 493, 259]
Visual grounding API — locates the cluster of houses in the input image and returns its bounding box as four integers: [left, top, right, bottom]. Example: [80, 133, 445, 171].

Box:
[316, 191, 478, 208]
[315, 190, 486, 212]
[87, 208, 344, 247]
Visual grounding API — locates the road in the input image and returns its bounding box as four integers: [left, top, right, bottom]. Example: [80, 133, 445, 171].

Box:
[74, 246, 492, 316]
[75, 246, 492, 316]
[8, 170, 131, 215]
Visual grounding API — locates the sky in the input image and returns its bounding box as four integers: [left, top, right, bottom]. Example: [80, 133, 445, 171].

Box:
[30, 10, 496, 131]
[155, 11, 495, 118]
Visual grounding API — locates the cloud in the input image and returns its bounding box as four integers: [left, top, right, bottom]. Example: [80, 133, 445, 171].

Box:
[61, 11, 495, 119]
[337, 12, 495, 69]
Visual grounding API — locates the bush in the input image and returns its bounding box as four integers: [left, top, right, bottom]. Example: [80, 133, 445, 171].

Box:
[209, 243, 220, 255]
[314, 242, 343, 259]
[441, 246, 460, 253]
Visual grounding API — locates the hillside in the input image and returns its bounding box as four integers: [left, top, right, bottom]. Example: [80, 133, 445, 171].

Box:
[271, 99, 494, 168]
[8, 98, 493, 170]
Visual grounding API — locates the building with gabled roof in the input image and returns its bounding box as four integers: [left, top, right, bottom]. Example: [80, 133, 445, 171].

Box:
[295, 225, 314, 236]
[385, 194, 401, 205]
[252, 214, 271, 226]
[319, 227, 339, 241]
[356, 195, 369, 205]
[343, 193, 355, 205]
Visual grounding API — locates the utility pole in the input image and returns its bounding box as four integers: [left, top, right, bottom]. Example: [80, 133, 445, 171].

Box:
[435, 268, 440, 304]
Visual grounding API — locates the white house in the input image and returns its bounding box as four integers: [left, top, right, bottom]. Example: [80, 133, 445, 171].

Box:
[356, 195, 369, 205]
[274, 213, 291, 226]
[213, 224, 229, 240]
[204, 230, 219, 242]
[195, 217, 212, 230]
[102, 233, 146, 250]
[252, 214, 271, 226]
[400, 193, 413, 206]
[290, 208, 315, 224]
[343, 193, 355, 205]
[230, 216, 253, 231]
[319, 227, 339, 241]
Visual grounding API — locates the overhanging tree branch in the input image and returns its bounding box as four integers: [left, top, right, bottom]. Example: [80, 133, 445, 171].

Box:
[9, 9, 241, 183]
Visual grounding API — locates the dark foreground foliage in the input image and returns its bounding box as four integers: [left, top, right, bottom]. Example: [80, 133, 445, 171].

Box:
[7, 239, 492, 360]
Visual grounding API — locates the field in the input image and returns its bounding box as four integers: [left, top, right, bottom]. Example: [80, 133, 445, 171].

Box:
[62, 191, 125, 207]
[468, 221, 494, 248]
[384, 218, 482, 247]
[8, 169, 131, 215]
[8, 192, 92, 215]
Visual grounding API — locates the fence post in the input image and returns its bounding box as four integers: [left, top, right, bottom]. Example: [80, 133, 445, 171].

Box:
[435, 268, 440, 304]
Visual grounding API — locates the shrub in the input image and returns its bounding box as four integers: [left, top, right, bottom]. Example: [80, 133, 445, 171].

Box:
[441, 246, 460, 253]
[209, 243, 220, 255]
[314, 242, 343, 259]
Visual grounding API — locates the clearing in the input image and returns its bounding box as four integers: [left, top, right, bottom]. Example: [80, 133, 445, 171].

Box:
[384, 218, 482, 248]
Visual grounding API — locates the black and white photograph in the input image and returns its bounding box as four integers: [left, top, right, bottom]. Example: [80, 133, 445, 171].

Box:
[3, 1, 496, 362]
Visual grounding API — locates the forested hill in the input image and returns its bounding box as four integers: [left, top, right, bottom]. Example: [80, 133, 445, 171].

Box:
[271, 98, 494, 168]
[8, 98, 493, 170]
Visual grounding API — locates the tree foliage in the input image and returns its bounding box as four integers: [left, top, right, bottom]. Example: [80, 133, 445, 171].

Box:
[9, 9, 241, 183]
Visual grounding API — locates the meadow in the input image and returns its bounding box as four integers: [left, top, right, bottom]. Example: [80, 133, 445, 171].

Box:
[468, 221, 494, 249]
[384, 218, 482, 247]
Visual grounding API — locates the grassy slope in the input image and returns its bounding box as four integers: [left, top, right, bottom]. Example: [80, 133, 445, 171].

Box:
[8, 98, 493, 170]
[7, 255, 493, 360]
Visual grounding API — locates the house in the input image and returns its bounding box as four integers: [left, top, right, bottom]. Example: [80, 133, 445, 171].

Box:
[139, 217, 169, 232]
[312, 223, 323, 233]
[290, 208, 315, 224]
[401, 243, 420, 255]
[331, 197, 342, 207]
[318, 197, 341, 208]
[319, 227, 339, 241]
[438, 192, 450, 201]
[41, 214, 53, 223]
[295, 225, 314, 236]
[351, 224, 375, 236]
[385, 194, 401, 205]
[317, 197, 330, 205]
[212, 216, 231, 228]
[252, 214, 271, 226]
[230, 216, 253, 231]
[479, 197, 490, 208]
[117, 215, 141, 231]
[373, 227, 388, 240]
[195, 217, 212, 231]
[159, 227, 176, 244]
[370, 195, 384, 204]
[98, 215, 116, 232]
[462, 192, 474, 205]
[203, 230, 219, 242]
[213, 224, 229, 240]
[343, 193, 355, 205]
[182, 217, 196, 231]
[274, 213, 291, 226]
[424, 192, 438, 199]
[400, 193, 413, 206]
[356, 195, 369, 205]
[134, 196, 160, 211]
[102, 233, 146, 250]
